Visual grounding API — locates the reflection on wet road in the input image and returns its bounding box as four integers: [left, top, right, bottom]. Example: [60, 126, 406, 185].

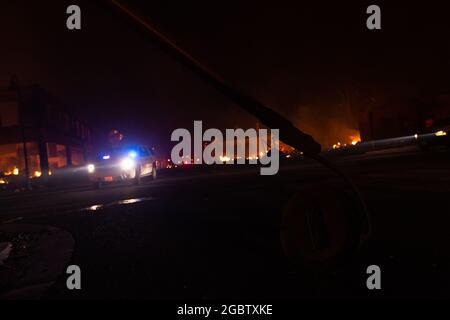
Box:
[82, 197, 156, 212]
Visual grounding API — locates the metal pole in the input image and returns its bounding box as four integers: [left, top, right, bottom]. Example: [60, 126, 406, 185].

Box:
[105, 1, 371, 243]
[21, 126, 31, 190]
[108, 0, 321, 156]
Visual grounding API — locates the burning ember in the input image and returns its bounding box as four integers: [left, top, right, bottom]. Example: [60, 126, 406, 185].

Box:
[332, 131, 361, 149]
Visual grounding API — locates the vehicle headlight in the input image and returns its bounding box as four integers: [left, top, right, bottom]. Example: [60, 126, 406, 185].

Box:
[121, 157, 135, 171]
[87, 164, 95, 173]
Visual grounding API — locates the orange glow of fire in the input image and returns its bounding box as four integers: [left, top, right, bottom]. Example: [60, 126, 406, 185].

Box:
[4, 167, 20, 176]
[349, 132, 361, 145]
[332, 131, 361, 149]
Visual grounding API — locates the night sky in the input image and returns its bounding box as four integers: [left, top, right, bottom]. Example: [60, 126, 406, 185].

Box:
[2, 1, 450, 153]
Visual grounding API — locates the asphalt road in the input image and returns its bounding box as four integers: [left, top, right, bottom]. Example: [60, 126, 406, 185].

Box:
[2, 147, 450, 299]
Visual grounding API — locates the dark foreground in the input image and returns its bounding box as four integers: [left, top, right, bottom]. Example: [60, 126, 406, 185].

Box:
[1, 147, 450, 299]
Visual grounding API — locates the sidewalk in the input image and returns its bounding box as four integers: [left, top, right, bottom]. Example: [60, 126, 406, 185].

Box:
[0, 224, 74, 299]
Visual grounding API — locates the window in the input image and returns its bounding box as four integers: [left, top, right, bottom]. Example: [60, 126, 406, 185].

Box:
[47, 143, 68, 168]
[71, 147, 85, 166]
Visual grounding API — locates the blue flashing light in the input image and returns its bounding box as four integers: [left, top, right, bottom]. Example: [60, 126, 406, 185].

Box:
[102, 155, 111, 160]
[128, 150, 138, 158]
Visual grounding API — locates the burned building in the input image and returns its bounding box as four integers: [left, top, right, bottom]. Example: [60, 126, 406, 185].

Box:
[0, 83, 92, 178]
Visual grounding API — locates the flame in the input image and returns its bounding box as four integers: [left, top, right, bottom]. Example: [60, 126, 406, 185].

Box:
[331, 131, 361, 149]
[348, 131, 361, 145]
[3, 167, 19, 176]
[219, 155, 231, 162]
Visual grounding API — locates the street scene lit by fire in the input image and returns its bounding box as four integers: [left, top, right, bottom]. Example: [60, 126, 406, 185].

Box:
[1, 1, 450, 308]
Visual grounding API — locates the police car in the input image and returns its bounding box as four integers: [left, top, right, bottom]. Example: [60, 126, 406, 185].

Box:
[87, 145, 158, 188]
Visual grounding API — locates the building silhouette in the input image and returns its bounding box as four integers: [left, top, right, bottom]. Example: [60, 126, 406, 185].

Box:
[0, 81, 92, 178]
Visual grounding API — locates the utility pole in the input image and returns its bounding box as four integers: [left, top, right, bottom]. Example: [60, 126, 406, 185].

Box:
[9, 76, 31, 190]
